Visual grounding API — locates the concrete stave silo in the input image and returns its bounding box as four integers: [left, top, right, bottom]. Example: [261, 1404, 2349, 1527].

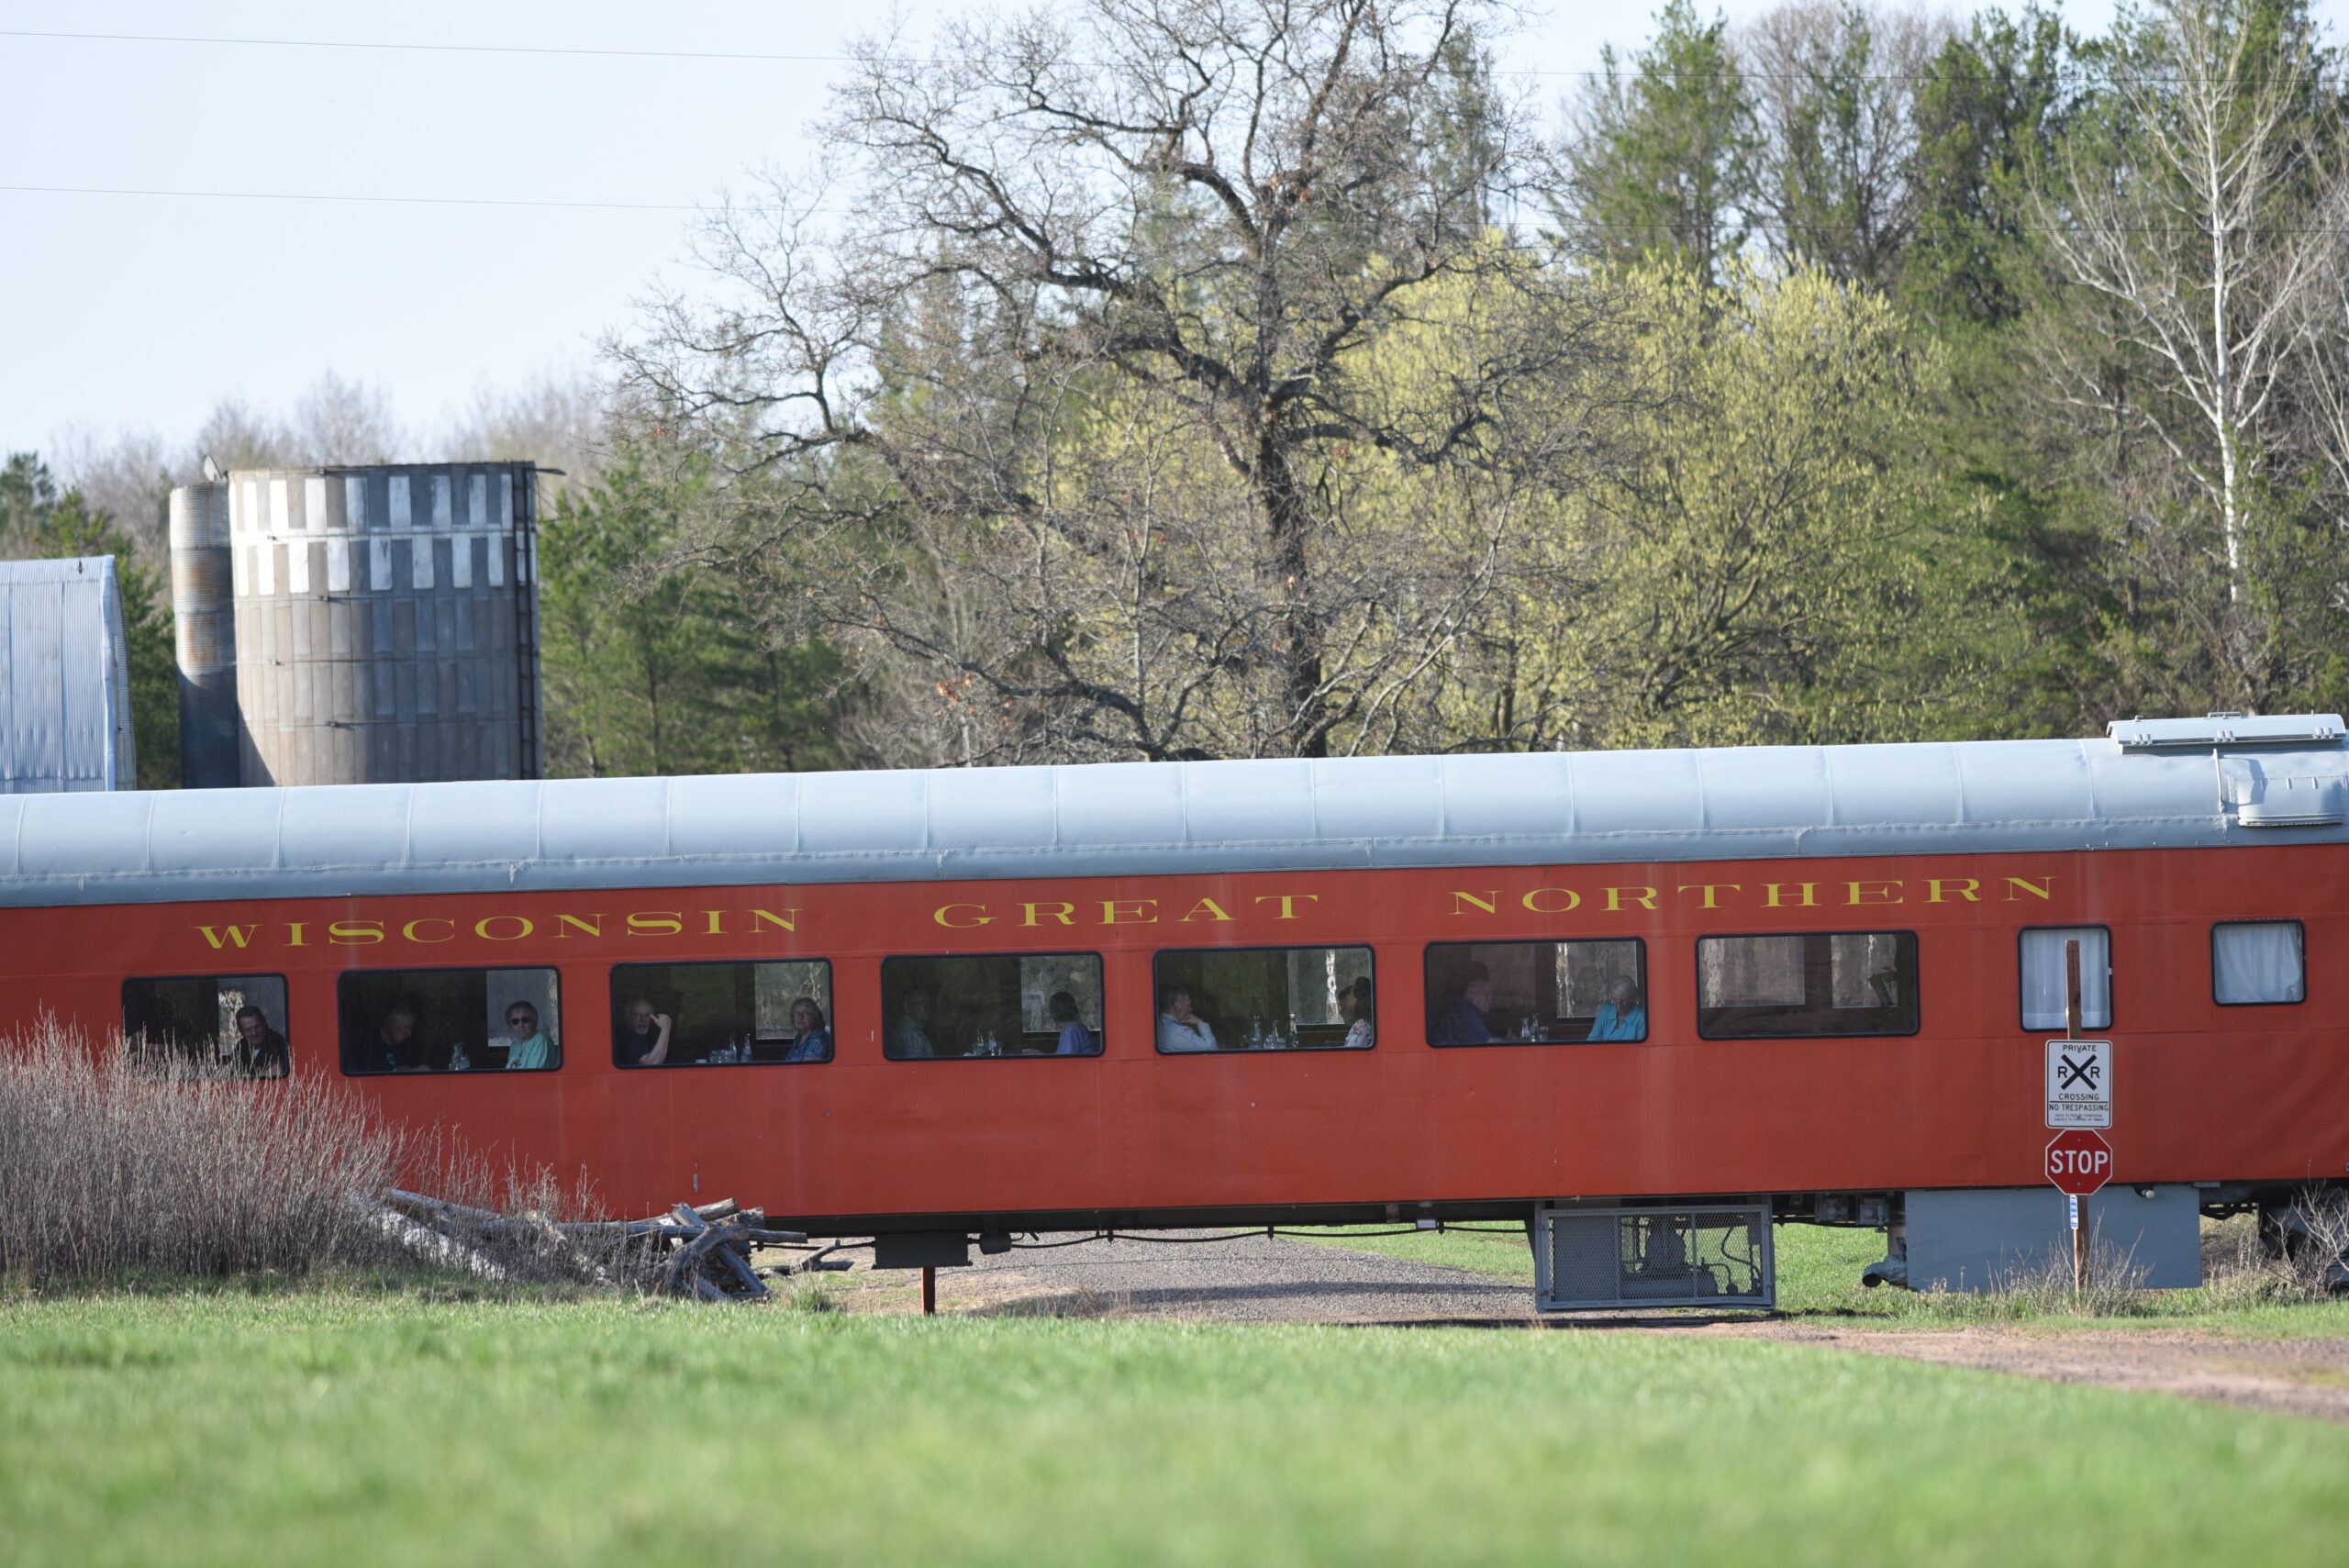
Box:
[209, 462, 543, 786]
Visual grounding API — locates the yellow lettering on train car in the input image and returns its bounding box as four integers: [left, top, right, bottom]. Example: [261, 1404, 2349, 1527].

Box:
[476, 917, 533, 941]
[1254, 895, 1319, 919]
[555, 914, 606, 938]
[1676, 884, 1740, 909]
[195, 924, 259, 950]
[1023, 902, 1076, 926]
[1523, 887, 1582, 913]
[2005, 876, 2053, 901]
[1925, 879, 1980, 903]
[751, 909, 797, 933]
[1763, 883, 1819, 907]
[1100, 900, 1159, 924]
[934, 904, 991, 928]
[626, 912, 683, 936]
[1604, 886, 1657, 912]
[703, 910, 726, 935]
[284, 922, 309, 946]
[328, 920, 384, 945]
[1449, 891, 1498, 915]
[1179, 898, 1234, 922]
[1846, 880, 1904, 905]
[402, 918, 454, 943]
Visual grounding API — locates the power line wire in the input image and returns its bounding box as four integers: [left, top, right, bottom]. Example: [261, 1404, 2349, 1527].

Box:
[0, 26, 2327, 86]
[6, 183, 2345, 237]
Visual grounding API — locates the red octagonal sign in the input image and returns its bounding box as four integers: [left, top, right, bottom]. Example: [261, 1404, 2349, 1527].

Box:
[2046, 1129, 2114, 1195]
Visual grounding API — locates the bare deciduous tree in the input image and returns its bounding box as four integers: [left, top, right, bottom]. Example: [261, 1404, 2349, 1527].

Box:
[2034, 0, 2341, 609]
[1741, 1, 1953, 288]
[621, 0, 1621, 763]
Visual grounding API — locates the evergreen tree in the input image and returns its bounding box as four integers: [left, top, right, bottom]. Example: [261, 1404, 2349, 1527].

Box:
[1566, 0, 1756, 284]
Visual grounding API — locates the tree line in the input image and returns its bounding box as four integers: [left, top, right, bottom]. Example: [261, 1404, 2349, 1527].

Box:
[13, 0, 2349, 784]
[614, 0, 2349, 767]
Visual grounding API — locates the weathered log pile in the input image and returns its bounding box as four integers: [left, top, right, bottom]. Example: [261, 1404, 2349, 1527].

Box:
[372, 1191, 852, 1300]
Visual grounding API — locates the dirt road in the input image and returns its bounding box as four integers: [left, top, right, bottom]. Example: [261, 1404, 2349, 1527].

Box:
[786, 1229, 2349, 1422]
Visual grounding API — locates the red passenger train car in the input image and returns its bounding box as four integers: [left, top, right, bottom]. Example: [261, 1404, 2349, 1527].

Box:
[4, 713, 2344, 1296]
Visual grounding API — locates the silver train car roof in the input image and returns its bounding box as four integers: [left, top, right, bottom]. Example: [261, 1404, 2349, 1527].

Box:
[2, 716, 2344, 907]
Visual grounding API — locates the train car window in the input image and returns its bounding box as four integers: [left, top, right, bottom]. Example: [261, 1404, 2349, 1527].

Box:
[1697, 932, 1920, 1039]
[1424, 940, 1647, 1045]
[2212, 921, 2305, 1006]
[121, 974, 291, 1079]
[338, 967, 562, 1074]
[1152, 946, 1375, 1052]
[610, 961, 836, 1065]
[2017, 927, 2112, 1030]
[880, 954, 1102, 1059]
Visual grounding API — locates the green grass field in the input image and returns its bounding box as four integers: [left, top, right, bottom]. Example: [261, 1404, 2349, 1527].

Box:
[4, 1287, 2348, 1568]
[1296, 1221, 2349, 1335]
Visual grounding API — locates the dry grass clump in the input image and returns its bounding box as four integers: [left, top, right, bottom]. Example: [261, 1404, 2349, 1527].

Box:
[2200, 1199, 2349, 1307]
[0, 1016, 607, 1289]
[0, 1015, 406, 1284]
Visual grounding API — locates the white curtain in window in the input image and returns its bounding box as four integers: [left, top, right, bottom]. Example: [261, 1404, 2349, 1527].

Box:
[2020, 928, 2111, 1030]
[2213, 922, 2304, 1005]
[1699, 936, 1806, 1007]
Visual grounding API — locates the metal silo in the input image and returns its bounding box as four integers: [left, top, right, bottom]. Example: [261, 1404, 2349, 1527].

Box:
[168, 482, 239, 788]
[227, 462, 543, 786]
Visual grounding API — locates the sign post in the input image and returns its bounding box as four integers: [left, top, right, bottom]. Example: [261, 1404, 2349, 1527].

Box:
[2046, 1128, 2113, 1292]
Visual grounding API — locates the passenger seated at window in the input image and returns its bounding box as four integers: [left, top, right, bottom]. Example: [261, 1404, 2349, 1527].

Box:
[1586, 976, 1644, 1041]
[233, 1005, 289, 1079]
[1432, 966, 1498, 1044]
[362, 1003, 426, 1073]
[500, 1001, 555, 1070]
[1340, 977, 1375, 1049]
[1049, 991, 1097, 1056]
[617, 998, 673, 1066]
[785, 997, 832, 1062]
[890, 988, 937, 1059]
[1157, 985, 1218, 1052]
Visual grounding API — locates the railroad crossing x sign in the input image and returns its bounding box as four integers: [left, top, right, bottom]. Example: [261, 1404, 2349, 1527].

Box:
[2045, 1039, 2112, 1129]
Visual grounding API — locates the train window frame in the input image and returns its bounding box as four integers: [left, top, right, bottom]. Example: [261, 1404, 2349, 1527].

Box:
[2210, 919, 2307, 1007]
[120, 972, 293, 1079]
[878, 951, 1107, 1061]
[1151, 943, 1379, 1055]
[608, 958, 839, 1068]
[1695, 929, 1922, 1041]
[1421, 939, 1650, 1047]
[336, 963, 564, 1077]
[2015, 925, 2114, 1032]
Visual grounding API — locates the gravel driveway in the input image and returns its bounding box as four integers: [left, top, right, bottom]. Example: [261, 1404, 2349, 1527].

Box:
[804, 1229, 1540, 1324]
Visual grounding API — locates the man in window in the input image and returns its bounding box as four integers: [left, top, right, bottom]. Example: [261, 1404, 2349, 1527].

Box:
[232, 1005, 289, 1078]
[361, 1003, 424, 1073]
[1432, 966, 1497, 1044]
[501, 1001, 554, 1071]
[889, 988, 937, 1059]
[617, 999, 673, 1066]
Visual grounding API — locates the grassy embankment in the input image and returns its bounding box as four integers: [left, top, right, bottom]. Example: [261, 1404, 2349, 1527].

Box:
[1296, 1221, 2349, 1335]
[5, 1287, 2348, 1568]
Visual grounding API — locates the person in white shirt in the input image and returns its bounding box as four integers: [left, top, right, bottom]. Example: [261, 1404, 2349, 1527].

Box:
[1156, 985, 1218, 1053]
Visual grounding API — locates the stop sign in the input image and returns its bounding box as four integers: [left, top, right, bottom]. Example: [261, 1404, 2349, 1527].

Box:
[2045, 1129, 2114, 1195]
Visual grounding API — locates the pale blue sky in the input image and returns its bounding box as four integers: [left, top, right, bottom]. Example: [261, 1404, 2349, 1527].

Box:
[0, 0, 2171, 458]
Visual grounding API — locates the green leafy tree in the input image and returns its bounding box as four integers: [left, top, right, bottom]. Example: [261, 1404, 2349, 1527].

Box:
[538, 451, 849, 777]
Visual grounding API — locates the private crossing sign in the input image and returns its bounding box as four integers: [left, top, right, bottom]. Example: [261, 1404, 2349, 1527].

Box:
[2045, 1039, 2112, 1129]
